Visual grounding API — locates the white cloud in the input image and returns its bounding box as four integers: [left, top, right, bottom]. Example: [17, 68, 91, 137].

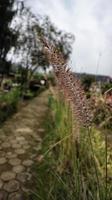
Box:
[25, 0, 112, 76]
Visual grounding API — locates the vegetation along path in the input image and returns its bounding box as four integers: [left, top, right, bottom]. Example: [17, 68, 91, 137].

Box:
[0, 90, 49, 199]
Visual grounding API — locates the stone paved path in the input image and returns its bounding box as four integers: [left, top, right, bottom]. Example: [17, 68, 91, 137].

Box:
[0, 90, 49, 199]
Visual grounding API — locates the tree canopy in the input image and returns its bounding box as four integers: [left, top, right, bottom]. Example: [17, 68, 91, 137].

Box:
[15, 5, 74, 74]
[0, 0, 74, 89]
[0, 0, 17, 75]
[12, 4, 74, 88]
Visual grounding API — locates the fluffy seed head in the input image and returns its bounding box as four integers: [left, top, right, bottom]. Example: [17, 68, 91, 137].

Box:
[42, 40, 93, 127]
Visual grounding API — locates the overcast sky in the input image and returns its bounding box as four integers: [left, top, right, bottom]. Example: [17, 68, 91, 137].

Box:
[25, 0, 112, 76]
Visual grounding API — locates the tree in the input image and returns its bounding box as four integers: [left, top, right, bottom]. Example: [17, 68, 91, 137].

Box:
[34, 16, 74, 67]
[0, 0, 17, 76]
[14, 7, 40, 89]
[81, 75, 95, 92]
[15, 4, 74, 89]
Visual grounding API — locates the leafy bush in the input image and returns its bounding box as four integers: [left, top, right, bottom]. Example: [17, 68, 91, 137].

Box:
[22, 90, 34, 100]
[33, 73, 45, 81]
[0, 88, 20, 124]
[81, 75, 95, 92]
[101, 83, 112, 94]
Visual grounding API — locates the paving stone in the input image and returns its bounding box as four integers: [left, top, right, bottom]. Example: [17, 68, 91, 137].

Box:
[33, 145, 42, 152]
[0, 180, 3, 189]
[0, 135, 6, 140]
[0, 190, 8, 200]
[22, 145, 30, 150]
[7, 152, 12, 156]
[1, 171, 16, 181]
[16, 136, 25, 142]
[16, 128, 33, 134]
[0, 151, 5, 157]
[26, 168, 31, 173]
[17, 172, 32, 183]
[24, 172, 32, 181]
[38, 128, 45, 133]
[22, 160, 33, 167]
[6, 152, 17, 159]
[12, 144, 21, 149]
[10, 140, 18, 145]
[8, 136, 15, 141]
[33, 135, 42, 142]
[2, 142, 11, 148]
[16, 173, 27, 183]
[13, 165, 25, 174]
[30, 154, 36, 159]
[3, 180, 20, 193]
[8, 192, 23, 200]
[18, 140, 28, 145]
[0, 158, 7, 165]
[15, 149, 25, 155]
[0, 147, 2, 150]
[9, 158, 21, 166]
[22, 186, 29, 193]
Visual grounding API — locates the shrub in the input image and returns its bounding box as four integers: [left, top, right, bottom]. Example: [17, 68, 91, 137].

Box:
[101, 83, 112, 94]
[22, 90, 34, 100]
[0, 88, 20, 124]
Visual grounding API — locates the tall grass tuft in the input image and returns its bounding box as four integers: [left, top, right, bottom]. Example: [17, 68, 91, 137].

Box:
[31, 94, 112, 200]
